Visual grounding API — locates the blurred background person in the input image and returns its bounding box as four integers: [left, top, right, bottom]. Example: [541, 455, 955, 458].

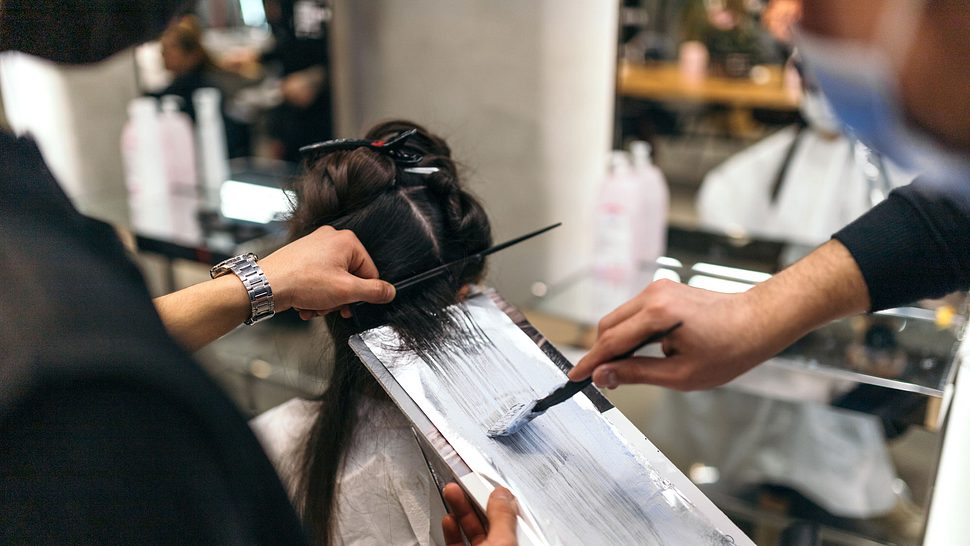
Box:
[156, 14, 257, 158]
[653, 55, 922, 545]
[697, 55, 914, 246]
[259, 0, 333, 162]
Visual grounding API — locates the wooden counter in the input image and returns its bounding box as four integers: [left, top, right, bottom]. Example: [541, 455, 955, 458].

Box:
[618, 60, 799, 111]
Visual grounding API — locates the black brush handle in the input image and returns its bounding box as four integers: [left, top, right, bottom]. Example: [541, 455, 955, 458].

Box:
[532, 321, 683, 413]
[532, 377, 593, 413]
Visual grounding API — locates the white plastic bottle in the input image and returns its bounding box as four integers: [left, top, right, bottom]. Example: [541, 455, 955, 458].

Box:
[629, 140, 669, 286]
[159, 95, 205, 241]
[121, 96, 173, 235]
[591, 151, 640, 318]
[159, 95, 198, 194]
[193, 87, 230, 206]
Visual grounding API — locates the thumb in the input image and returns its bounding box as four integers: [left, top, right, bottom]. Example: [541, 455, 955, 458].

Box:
[592, 356, 687, 389]
[485, 487, 518, 546]
[345, 276, 396, 304]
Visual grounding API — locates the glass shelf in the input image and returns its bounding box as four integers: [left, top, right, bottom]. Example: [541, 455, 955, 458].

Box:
[527, 226, 966, 413]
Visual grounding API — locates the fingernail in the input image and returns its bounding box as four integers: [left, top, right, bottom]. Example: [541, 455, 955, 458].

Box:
[596, 369, 618, 390]
[494, 488, 518, 512]
[494, 488, 514, 501]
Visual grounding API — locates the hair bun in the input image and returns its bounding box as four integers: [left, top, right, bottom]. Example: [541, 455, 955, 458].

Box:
[329, 148, 397, 206]
[289, 147, 396, 232]
[290, 119, 492, 266]
[422, 161, 461, 196]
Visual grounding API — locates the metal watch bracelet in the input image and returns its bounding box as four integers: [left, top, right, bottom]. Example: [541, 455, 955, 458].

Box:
[209, 253, 275, 325]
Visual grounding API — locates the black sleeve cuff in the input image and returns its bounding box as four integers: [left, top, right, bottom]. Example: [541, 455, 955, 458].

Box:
[832, 184, 970, 312]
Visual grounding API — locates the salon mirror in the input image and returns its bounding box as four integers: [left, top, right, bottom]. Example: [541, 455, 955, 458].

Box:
[549, 2, 952, 544]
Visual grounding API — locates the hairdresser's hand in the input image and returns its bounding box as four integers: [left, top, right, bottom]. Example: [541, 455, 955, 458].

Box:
[568, 280, 773, 390]
[260, 226, 395, 319]
[568, 241, 872, 390]
[281, 66, 325, 108]
[442, 484, 518, 546]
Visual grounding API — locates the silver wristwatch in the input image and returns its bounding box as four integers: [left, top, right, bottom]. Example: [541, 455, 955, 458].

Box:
[210, 253, 275, 325]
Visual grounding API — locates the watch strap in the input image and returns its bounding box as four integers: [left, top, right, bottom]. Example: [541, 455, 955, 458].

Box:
[210, 253, 275, 325]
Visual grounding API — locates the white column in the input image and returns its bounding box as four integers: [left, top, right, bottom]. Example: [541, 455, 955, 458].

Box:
[330, 0, 618, 303]
[923, 335, 970, 545]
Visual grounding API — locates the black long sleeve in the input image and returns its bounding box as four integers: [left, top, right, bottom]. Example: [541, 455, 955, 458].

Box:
[833, 182, 970, 311]
[1, 384, 306, 545]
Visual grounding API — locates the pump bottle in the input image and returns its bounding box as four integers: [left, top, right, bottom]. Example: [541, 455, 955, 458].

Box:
[121, 96, 173, 235]
[629, 140, 669, 286]
[193, 87, 230, 206]
[158, 95, 198, 194]
[592, 151, 640, 317]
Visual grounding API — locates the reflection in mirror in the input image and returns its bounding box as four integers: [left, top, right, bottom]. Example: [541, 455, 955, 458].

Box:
[616, 0, 918, 247]
[135, 0, 334, 162]
[598, 2, 947, 545]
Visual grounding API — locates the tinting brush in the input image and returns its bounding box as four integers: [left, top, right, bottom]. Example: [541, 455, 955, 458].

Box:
[486, 322, 683, 438]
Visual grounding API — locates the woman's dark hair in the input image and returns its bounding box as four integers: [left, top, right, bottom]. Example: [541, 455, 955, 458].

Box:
[287, 120, 492, 545]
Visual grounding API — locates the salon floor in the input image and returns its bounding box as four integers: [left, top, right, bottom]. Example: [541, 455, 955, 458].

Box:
[140, 254, 939, 546]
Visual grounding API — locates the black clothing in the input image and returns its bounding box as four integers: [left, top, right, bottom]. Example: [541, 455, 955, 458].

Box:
[833, 183, 970, 311]
[266, 97, 332, 163]
[0, 132, 306, 545]
[262, 0, 330, 77]
[262, 0, 333, 161]
[0, 0, 185, 65]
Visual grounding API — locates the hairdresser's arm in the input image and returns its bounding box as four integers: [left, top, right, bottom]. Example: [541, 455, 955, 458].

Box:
[442, 484, 518, 546]
[830, 182, 970, 310]
[568, 240, 869, 390]
[154, 226, 395, 352]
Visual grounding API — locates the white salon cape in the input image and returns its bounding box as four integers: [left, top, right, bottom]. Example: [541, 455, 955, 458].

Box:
[697, 125, 911, 246]
[680, 125, 914, 518]
[251, 398, 446, 546]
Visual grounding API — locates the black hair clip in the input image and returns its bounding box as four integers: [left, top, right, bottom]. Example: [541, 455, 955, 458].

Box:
[299, 128, 423, 165]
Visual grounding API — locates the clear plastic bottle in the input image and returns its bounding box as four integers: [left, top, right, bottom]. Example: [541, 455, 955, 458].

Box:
[193, 87, 230, 206]
[159, 95, 198, 194]
[592, 151, 640, 317]
[629, 140, 669, 286]
[121, 96, 173, 235]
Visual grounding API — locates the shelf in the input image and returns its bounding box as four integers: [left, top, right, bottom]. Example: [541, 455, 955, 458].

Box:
[527, 226, 966, 420]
